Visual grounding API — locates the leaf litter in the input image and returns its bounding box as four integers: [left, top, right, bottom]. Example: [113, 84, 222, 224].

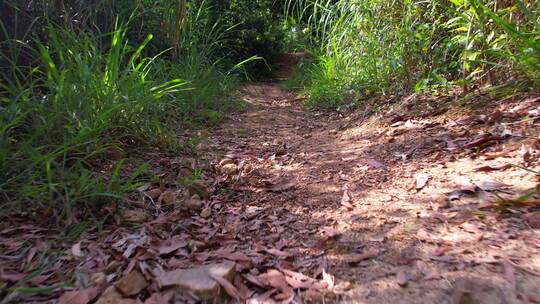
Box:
[1, 85, 540, 303]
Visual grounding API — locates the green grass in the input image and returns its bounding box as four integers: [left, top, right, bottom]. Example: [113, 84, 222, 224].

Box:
[286, 0, 540, 109]
[0, 1, 246, 224]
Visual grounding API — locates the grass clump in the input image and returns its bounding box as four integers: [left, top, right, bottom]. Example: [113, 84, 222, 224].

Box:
[0, 1, 244, 224]
[286, 0, 540, 109]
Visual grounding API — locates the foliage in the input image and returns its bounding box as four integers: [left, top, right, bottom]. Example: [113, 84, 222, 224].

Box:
[205, 0, 289, 76]
[0, 0, 243, 223]
[287, 0, 540, 109]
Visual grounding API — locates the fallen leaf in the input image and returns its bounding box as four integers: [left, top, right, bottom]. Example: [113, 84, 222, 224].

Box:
[431, 245, 451, 257]
[342, 248, 378, 263]
[341, 189, 353, 208]
[367, 159, 385, 169]
[144, 188, 162, 200]
[502, 261, 515, 291]
[59, 287, 100, 304]
[265, 248, 292, 258]
[415, 174, 430, 190]
[263, 179, 296, 192]
[473, 164, 512, 172]
[282, 270, 317, 289]
[234, 276, 254, 299]
[454, 176, 477, 192]
[317, 227, 341, 246]
[321, 269, 334, 290]
[463, 134, 503, 149]
[482, 149, 514, 160]
[208, 272, 243, 301]
[154, 235, 188, 256]
[396, 270, 410, 287]
[72, 242, 84, 258]
[144, 293, 173, 304]
[200, 207, 212, 218]
[257, 269, 293, 295]
[527, 294, 540, 303]
[158, 191, 177, 205]
[524, 212, 540, 229]
[519, 144, 531, 163]
[115, 270, 147, 296]
[477, 180, 510, 191]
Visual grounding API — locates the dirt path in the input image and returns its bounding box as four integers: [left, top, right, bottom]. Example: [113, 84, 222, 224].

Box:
[2, 81, 539, 304]
[205, 83, 540, 303]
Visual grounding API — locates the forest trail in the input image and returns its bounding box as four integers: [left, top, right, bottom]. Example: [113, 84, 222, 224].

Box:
[3, 82, 540, 304]
[203, 81, 540, 303]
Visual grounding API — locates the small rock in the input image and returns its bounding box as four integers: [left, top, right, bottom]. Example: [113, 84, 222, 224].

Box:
[158, 262, 236, 300]
[200, 207, 212, 218]
[115, 270, 147, 297]
[221, 163, 238, 175]
[185, 195, 203, 211]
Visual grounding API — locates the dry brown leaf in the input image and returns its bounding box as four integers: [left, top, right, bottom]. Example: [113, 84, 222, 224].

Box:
[520, 144, 531, 163]
[341, 189, 353, 208]
[115, 270, 147, 297]
[265, 248, 292, 258]
[502, 261, 516, 290]
[524, 212, 540, 229]
[144, 293, 173, 304]
[527, 294, 540, 303]
[263, 179, 296, 192]
[208, 272, 243, 301]
[482, 149, 515, 160]
[158, 191, 176, 205]
[342, 248, 379, 263]
[243, 273, 265, 288]
[282, 269, 317, 289]
[431, 245, 451, 257]
[367, 159, 385, 169]
[477, 180, 510, 191]
[257, 269, 292, 294]
[473, 164, 512, 172]
[154, 235, 188, 256]
[234, 276, 254, 299]
[396, 270, 410, 287]
[58, 287, 100, 304]
[463, 135, 503, 149]
[415, 174, 430, 190]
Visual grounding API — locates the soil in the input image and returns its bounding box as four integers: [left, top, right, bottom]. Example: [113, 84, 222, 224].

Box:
[205, 82, 540, 303]
[1, 67, 540, 303]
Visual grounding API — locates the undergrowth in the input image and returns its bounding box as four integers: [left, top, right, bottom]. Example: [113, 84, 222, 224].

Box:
[286, 0, 540, 109]
[0, 1, 248, 224]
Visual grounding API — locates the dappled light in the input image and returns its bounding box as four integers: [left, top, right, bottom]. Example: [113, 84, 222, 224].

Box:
[1, 0, 539, 303]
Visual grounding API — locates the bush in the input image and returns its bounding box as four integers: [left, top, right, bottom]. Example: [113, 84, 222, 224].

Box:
[287, 0, 540, 109]
[0, 1, 243, 223]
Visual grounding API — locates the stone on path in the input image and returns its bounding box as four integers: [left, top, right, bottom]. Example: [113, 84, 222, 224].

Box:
[158, 261, 236, 300]
[115, 270, 148, 297]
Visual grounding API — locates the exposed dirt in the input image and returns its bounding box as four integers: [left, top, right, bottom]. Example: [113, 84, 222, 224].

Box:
[204, 82, 540, 303]
[1, 79, 540, 304]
